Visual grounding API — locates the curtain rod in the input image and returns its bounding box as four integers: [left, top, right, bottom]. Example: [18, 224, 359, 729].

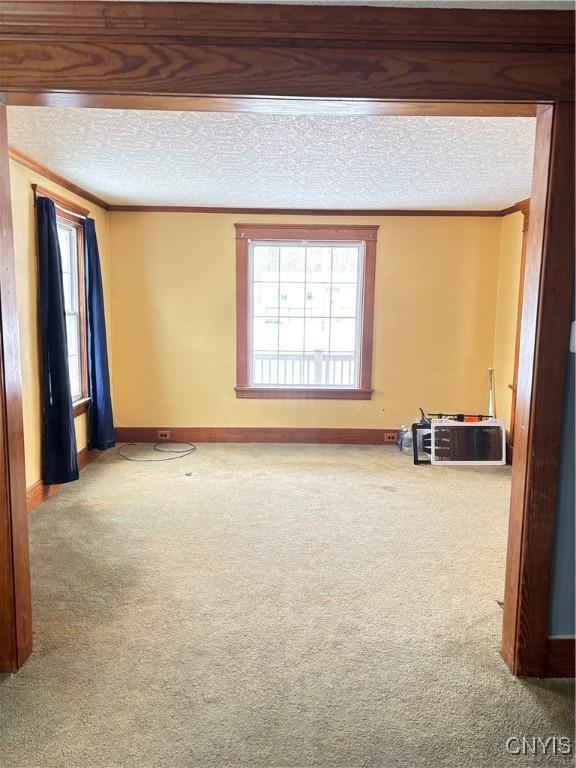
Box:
[31, 184, 90, 219]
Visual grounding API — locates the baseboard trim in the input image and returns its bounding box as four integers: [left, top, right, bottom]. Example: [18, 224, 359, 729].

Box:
[115, 426, 399, 446]
[544, 638, 575, 677]
[26, 448, 103, 513]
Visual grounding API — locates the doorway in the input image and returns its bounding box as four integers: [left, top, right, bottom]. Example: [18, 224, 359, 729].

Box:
[0, 3, 573, 681]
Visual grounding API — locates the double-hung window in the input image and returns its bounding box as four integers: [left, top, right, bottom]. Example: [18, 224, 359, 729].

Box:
[235, 224, 377, 399]
[50, 198, 89, 414]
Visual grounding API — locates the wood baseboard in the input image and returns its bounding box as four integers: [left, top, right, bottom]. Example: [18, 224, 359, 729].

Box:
[26, 447, 103, 513]
[115, 426, 399, 446]
[544, 638, 575, 678]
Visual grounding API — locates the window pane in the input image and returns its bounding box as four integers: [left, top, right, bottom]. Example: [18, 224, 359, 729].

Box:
[278, 356, 305, 387]
[57, 218, 83, 401]
[327, 355, 356, 387]
[333, 247, 359, 282]
[68, 354, 81, 400]
[331, 284, 357, 318]
[252, 318, 278, 351]
[306, 247, 332, 282]
[57, 227, 72, 273]
[330, 318, 357, 353]
[278, 318, 304, 352]
[247, 238, 364, 389]
[304, 318, 329, 352]
[305, 283, 331, 318]
[62, 271, 73, 313]
[66, 314, 79, 357]
[253, 283, 279, 317]
[279, 247, 305, 282]
[253, 246, 279, 282]
[252, 353, 278, 385]
[279, 282, 305, 316]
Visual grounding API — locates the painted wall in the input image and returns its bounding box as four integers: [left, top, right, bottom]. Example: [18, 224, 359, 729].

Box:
[109, 213, 501, 430]
[492, 211, 524, 429]
[9, 159, 111, 488]
[548, 320, 575, 637]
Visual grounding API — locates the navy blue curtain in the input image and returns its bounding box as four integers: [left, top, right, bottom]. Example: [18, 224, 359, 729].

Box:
[36, 197, 79, 485]
[84, 219, 115, 450]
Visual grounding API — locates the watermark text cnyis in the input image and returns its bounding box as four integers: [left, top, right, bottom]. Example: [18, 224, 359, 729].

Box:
[505, 736, 572, 756]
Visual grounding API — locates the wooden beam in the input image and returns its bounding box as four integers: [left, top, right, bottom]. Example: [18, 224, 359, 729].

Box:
[0, 101, 32, 672]
[501, 103, 575, 677]
[2, 93, 540, 117]
[0, 3, 571, 46]
[0, 4, 573, 102]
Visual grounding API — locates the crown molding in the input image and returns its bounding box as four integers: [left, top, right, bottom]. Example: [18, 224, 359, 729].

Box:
[108, 205, 505, 217]
[8, 148, 529, 218]
[500, 198, 531, 217]
[8, 148, 110, 211]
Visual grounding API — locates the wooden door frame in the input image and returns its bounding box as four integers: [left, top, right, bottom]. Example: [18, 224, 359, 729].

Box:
[0, 2, 573, 676]
[0, 101, 32, 672]
[507, 198, 530, 461]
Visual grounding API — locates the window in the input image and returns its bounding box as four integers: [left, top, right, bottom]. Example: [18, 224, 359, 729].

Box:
[56, 214, 88, 407]
[53, 203, 89, 413]
[235, 224, 377, 399]
[35, 185, 90, 413]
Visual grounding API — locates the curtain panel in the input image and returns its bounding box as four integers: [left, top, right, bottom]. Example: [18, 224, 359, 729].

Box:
[36, 197, 79, 485]
[84, 219, 115, 451]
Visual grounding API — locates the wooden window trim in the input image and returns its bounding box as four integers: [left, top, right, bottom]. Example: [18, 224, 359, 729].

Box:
[34, 187, 90, 412]
[235, 223, 377, 400]
[32, 184, 90, 218]
[72, 397, 91, 417]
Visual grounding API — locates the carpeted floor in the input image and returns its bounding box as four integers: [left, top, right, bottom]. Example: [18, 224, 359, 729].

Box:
[0, 444, 573, 768]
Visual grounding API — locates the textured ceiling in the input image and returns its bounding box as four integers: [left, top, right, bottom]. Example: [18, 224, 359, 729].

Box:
[7, 108, 535, 210]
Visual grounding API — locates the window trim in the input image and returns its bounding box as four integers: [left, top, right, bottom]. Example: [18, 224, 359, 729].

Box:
[234, 223, 377, 400]
[55, 209, 90, 413]
[34, 186, 90, 415]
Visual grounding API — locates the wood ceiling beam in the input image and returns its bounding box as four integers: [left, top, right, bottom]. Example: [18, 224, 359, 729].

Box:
[2, 94, 540, 117]
[0, 3, 573, 103]
[0, 3, 572, 46]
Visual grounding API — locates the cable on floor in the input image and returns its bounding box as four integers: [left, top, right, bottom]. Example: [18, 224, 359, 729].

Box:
[117, 442, 197, 462]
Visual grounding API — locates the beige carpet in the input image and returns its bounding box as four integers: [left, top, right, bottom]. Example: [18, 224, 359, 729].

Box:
[0, 444, 573, 767]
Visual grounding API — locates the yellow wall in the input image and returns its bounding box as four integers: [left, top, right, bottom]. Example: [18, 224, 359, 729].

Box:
[9, 160, 111, 488]
[492, 211, 524, 429]
[109, 213, 501, 430]
[9, 172, 521, 471]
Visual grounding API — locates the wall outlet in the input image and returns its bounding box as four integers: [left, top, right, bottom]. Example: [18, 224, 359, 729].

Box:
[383, 431, 398, 444]
[157, 430, 171, 440]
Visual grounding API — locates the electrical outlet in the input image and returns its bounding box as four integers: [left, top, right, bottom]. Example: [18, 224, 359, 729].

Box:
[157, 430, 171, 440]
[384, 431, 397, 444]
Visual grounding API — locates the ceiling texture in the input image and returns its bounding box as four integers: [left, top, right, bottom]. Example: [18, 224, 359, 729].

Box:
[7, 108, 536, 210]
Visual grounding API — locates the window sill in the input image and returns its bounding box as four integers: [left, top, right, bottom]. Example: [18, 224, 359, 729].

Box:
[235, 387, 373, 400]
[72, 397, 91, 417]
